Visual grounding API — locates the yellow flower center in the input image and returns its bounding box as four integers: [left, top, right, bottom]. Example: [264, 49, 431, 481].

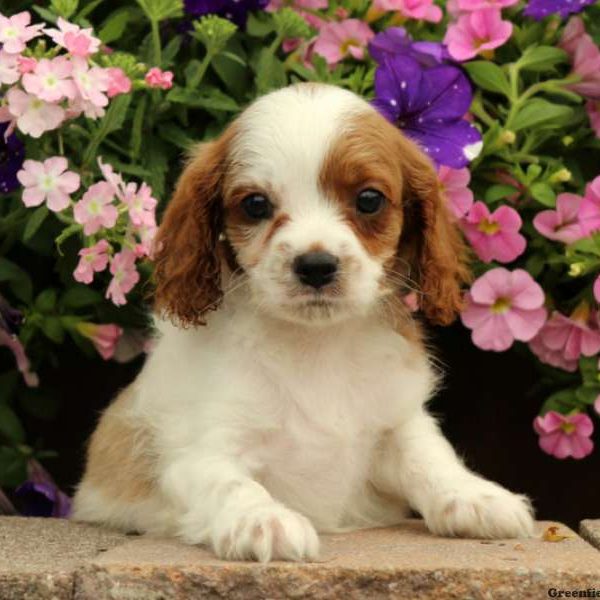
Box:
[340, 38, 360, 54]
[478, 218, 500, 235]
[561, 422, 576, 435]
[491, 297, 511, 314]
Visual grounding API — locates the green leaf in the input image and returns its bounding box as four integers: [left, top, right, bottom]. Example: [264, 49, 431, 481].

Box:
[540, 388, 578, 415]
[273, 7, 311, 40]
[61, 286, 102, 309]
[464, 61, 511, 97]
[530, 182, 556, 207]
[0, 405, 25, 444]
[484, 184, 519, 203]
[525, 253, 546, 278]
[98, 8, 131, 44]
[136, 0, 183, 21]
[158, 123, 195, 150]
[167, 86, 239, 112]
[511, 99, 574, 132]
[130, 94, 147, 160]
[19, 388, 59, 421]
[255, 49, 287, 94]
[0, 372, 19, 405]
[22, 206, 48, 243]
[41, 316, 65, 344]
[193, 15, 237, 56]
[35, 289, 57, 314]
[0, 258, 33, 304]
[0, 446, 27, 487]
[575, 385, 600, 405]
[246, 12, 275, 37]
[517, 46, 568, 72]
[50, 0, 78, 18]
[162, 36, 182, 66]
[32, 5, 58, 23]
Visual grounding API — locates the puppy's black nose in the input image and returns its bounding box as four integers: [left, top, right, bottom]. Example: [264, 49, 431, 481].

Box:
[293, 252, 339, 289]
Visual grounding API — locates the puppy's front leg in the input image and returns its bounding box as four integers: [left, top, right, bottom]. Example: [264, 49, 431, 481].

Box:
[161, 453, 319, 562]
[374, 410, 534, 539]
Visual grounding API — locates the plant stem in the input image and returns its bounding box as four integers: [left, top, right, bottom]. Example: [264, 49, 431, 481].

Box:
[188, 52, 213, 89]
[151, 19, 161, 66]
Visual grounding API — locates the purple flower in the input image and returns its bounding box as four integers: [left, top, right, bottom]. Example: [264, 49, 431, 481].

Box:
[369, 27, 452, 68]
[372, 56, 482, 168]
[524, 0, 595, 20]
[14, 460, 71, 518]
[184, 0, 268, 27]
[0, 123, 24, 194]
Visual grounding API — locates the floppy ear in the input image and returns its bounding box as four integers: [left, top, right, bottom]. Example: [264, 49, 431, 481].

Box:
[398, 137, 471, 326]
[153, 131, 233, 327]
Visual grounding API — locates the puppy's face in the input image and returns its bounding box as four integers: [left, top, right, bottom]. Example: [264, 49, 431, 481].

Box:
[154, 84, 469, 328]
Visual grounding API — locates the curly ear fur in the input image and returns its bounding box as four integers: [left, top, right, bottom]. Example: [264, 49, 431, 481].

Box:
[398, 137, 471, 326]
[153, 129, 235, 327]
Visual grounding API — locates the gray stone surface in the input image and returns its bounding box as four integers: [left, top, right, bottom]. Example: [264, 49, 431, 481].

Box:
[581, 520, 600, 550]
[2, 517, 600, 599]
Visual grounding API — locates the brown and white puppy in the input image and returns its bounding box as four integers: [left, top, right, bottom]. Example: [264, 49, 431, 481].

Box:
[73, 83, 534, 562]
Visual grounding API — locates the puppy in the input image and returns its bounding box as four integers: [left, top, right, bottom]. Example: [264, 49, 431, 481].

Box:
[73, 83, 534, 562]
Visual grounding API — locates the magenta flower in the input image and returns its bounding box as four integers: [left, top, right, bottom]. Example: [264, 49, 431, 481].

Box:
[106, 250, 140, 306]
[578, 176, 600, 235]
[373, 0, 442, 22]
[587, 101, 600, 138]
[73, 182, 118, 235]
[534, 411, 594, 460]
[461, 268, 547, 352]
[0, 11, 43, 54]
[106, 67, 131, 98]
[444, 9, 513, 62]
[122, 182, 158, 227]
[17, 55, 36, 74]
[438, 166, 474, 219]
[76, 322, 123, 360]
[313, 19, 374, 66]
[145, 67, 174, 90]
[73, 240, 111, 284]
[533, 193, 585, 244]
[594, 275, 600, 304]
[43, 17, 101, 57]
[456, 0, 518, 9]
[2, 88, 64, 138]
[17, 157, 80, 212]
[22, 57, 76, 103]
[0, 50, 19, 85]
[462, 202, 526, 263]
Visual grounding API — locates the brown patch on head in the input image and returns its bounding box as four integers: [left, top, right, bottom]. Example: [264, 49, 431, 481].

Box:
[320, 109, 471, 326]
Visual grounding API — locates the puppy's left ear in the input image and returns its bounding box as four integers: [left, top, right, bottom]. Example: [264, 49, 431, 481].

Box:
[399, 139, 471, 325]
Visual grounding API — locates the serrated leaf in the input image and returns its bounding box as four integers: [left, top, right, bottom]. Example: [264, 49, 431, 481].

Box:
[98, 8, 131, 44]
[136, 0, 183, 21]
[511, 99, 574, 132]
[22, 206, 48, 243]
[464, 61, 511, 97]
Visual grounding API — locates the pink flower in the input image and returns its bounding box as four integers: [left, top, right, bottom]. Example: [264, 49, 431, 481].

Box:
[373, 0, 442, 22]
[44, 17, 101, 57]
[4, 87, 64, 138]
[106, 251, 140, 306]
[461, 268, 547, 352]
[462, 202, 526, 263]
[122, 182, 157, 227]
[17, 56, 36, 74]
[595, 395, 600, 416]
[0, 329, 38, 387]
[438, 166, 474, 219]
[98, 156, 125, 195]
[17, 157, 80, 212]
[106, 67, 131, 98]
[444, 9, 513, 62]
[533, 193, 585, 244]
[71, 57, 109, 109]
[135, 222, 158, 258]
[145, 67, 174, 90]
[76, 323, 123, 360]
[594, 275, 600, 304]
[0, 12, 43, 54]
[560, 16, 585, 56]
[0, 50, 19, 85]
[579, 175, 600, 235]
[313, 19, 374, 65]
[529, 334, 578, 372]
[534, 411, 594, 459]
[73, 240, 111, 284]
[455, 0, 518, 9]
[22, 57, 75, 103]
[587, 101, 600, 138]
[73, 182, 118, 235]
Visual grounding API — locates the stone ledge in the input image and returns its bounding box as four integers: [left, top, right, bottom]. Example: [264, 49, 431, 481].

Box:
[581, 520, 600, 550]
[2, 517, 600, 599]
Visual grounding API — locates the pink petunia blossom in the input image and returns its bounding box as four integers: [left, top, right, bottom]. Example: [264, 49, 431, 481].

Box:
[22, 56, 75, 103]
[455, 0, 518, 9]
[534, 411, 594, 459]
[461, 268, 547, 352]
[594, 275, 600, 304]
[461, 201, 526, 263]
[0, 11, 43, 54]
[17, 157, 80, 212]
[313, 19, 374, 65]
[76, 322, 123, 360]
[73, 240, 111, 284]
[71, 57, 109, 109]
[145, 67, 174, 90]
[73, 182, 118, 235]
[122, 182, 157, 227]
[106, 250, 140, 306]
[17, 56, 36, 74]
[559, 16, 585, 56]
[529, 333, 578, 372]
[372, 0, 442, 22]
[444, 9, 513, 62]
[0, 50, 19, 85]
[595, 395, 600, 416]
[438, 166, 474, 220]
[43, 17, 101, 57]
[533, 193, 585, 244]
[4, 87, 64, 138]
[106, 67, 131, 98]
[578, 175, 600, 235]
[0, 329, 38, 387]
[587, 101, 600, 138]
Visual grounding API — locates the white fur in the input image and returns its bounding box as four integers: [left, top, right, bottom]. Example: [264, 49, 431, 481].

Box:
[73, 85, 534, 561]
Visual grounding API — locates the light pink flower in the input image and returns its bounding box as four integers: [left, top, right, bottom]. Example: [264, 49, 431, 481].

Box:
[44, 17, 101, 57]
[560, 20, 600, 101]
[135, 222, 158, 258]
[559, 16, 585, 56]
[534, 411, 594, 459]
[17, 157, 80, 212]
[373, 0, 442, 22]
[579, 175, 600, 235]
[313, 19, 374, 65]
[145, 67, 174, 90]
[595, 395, 600, 416]
[66, 97, 106, 120]
[106, 251, 140, 306]
[98, 157, 125, 196]
[71, 57, 109, 109]
[461, 268, 547, 352]
[122, 182, 157, 227]
[444, 9, 513, 62]
[106, 67, 131, 98]
[462, 201, 526, 263]
[0, 50, 19, 85]
[455, 0, 518, 9]
[22, 56, 75, 103]
[73, 240, 111, 284]
[4, 87, 64, 138]
[587, 101, 600, 138]
[76, 322, 123, 360]
[529, 334, 578, 372]
[267, 0, 327, 9]
[0, 11, 43, 54]
[438, 166, 474, 220]
[73, 182, 118, 235]
[17, 56, 36, 74]
[533, 193, 585, 244]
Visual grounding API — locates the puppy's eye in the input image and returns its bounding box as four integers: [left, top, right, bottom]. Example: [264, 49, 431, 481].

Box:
[356, 189, 386, 215]
[241, 194, 274, 220]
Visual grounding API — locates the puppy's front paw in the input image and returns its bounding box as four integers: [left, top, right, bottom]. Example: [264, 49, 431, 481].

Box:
[423, 479, 534, 539]
[211, 502, 320, 562]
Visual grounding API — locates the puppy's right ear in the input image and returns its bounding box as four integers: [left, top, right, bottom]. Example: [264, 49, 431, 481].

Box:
[153, 129, 234, 327]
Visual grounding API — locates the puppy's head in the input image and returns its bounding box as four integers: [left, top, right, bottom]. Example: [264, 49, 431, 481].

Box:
[154, 84, 470, 327]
